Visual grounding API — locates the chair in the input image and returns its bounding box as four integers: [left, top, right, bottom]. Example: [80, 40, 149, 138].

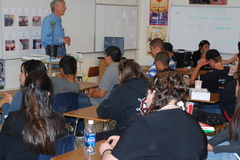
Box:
[223, 110, 231, 122]
[53, 92, 79, 115]
[38, 135, 74, 160]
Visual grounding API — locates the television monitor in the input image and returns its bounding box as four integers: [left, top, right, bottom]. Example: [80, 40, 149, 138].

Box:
[104, 37, 124, 55]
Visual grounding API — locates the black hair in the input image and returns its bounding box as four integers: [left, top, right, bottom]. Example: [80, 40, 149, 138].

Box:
[155, 51, 170, 66]
[21, 60, 47, 76]
[105, 46, 121, 62]
[198, 40, 210, 51]
[59, 56, 77, 75]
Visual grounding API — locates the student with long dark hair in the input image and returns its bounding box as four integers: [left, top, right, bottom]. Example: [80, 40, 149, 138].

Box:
[0, 60, 47, 123]
[191, 40, 210, 69]
[207, 66, 240, 159]
[0, 71, 66, 159]
[99, 70, 207, 160]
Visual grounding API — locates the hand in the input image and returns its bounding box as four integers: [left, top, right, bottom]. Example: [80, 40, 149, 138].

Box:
[86, 88, 97, 97]
[228, 65, 237, 76]
[198, 58, 209, 67]
[207, 143, 213, 151]
[63, 36, 71, 46]
[4, 92, 13, 104]
[99, 136, 120, 155]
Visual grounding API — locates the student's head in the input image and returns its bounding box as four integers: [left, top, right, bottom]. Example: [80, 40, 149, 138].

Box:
[238, 42, 240, 52]
[59, 56, 77, 76]
[155, 51, 170, 71]
[22, 71, 64, 155]
[164, 42, 173, 52]
[50, 0, 66, 17]
[198, 40, 210, 53]
[119, 59, 148, 84]
[206, 49, 222, 68]
[104, 46, 121, 66]
[20, 60, 47, 86]
[146, 70, 186, 114]
[150, 38, 165, 58]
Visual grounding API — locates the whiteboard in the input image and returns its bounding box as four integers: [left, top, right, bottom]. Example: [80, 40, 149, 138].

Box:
[95, 5, 138, 52]
[169, 5, 240, 54]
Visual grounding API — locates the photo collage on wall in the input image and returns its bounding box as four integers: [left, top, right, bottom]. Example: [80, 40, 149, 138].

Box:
[3, 8, 44, 56]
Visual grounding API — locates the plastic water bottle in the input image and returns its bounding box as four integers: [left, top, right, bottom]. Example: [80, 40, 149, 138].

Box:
[84, 120, 96, 155]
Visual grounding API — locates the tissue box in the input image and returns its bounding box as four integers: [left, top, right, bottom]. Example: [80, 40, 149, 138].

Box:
[189, 88, 210, 101]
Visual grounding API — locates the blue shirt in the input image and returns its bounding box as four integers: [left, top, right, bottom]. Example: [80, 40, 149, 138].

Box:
[41, 13, 65, 48]
[146, 57, 176, 78]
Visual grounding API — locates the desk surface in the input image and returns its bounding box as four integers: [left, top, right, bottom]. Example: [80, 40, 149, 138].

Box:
[180, 69, 208, 76]
[186, 93, 220, 103]
[51, 140, 104, 160]
[64, 105, 110, 122]
[0, 88, 20, 96]
[77, 81, 99, 91]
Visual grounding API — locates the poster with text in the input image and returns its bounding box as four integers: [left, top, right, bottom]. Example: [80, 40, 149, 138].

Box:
[146, 25, 167, 53]
[149, 0, 168, 25]
[189, 0, 227, 5]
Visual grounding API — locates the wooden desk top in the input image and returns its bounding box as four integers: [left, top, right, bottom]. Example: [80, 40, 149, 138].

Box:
[77, 81, 99, 91]
[64, 105, 110, 122]
[0, 88, 20, 96]
[186, 92, 220, 103]
[180, 69, 208, 76]
[51, 140, 104, 160]
[0, 124, 2, 132]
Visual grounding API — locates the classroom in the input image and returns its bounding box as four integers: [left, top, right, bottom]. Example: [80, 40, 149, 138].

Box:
[1, 0, 240, 159]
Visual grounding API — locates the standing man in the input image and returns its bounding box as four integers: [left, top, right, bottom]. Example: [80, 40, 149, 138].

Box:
[41, 0, 70, 56]
[146, 38, 176, 78]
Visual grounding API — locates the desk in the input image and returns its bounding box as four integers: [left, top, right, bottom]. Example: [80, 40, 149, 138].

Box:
[51, 140, 104, 160]
[180, 69, 208, 76]
[186, 93, 220, 104]
[41, 60, 59, 77]
[77, 81, 99, 91]
[64, 105, 110, 148]
[0, 124, 2, 132]
[0, 88, 20, 96]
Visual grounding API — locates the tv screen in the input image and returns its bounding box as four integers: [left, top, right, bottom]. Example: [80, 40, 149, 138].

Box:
[104, 37, 124, 55]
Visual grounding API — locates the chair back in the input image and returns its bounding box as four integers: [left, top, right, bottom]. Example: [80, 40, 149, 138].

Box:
[38, 135, 74, 160]
[53, 92, 79, 114]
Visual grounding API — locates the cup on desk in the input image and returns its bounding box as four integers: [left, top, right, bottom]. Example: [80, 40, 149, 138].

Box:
[186, 102, 194, 115]
[195, 80, 202, 89]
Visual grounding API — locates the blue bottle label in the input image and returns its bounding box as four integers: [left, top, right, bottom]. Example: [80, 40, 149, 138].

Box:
[85, 133, 96, 147]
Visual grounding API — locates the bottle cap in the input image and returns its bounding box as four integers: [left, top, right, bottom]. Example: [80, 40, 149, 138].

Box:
[88, 120, 94, 125]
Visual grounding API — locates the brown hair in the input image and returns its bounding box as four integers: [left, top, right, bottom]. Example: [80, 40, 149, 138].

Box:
[150, 38, 165, 51]
[146, 70, 186, 115]
[119, 59, 149, 84]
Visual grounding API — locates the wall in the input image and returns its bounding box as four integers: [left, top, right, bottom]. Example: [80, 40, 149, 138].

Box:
[136, 0, 240, 66]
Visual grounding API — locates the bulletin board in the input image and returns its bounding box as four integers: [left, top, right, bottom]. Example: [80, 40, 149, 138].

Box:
[169, 5, 240, 54]
[95, 4, 138, 52]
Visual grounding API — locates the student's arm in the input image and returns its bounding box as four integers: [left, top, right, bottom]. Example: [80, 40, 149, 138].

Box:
[100, 136, 120, 160]
[190, 59, 208, 84]
[222, 54, 238, 65]
[87, 88, 107, 98]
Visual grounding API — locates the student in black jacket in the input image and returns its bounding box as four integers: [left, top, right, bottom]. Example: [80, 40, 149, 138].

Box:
[97, 60, 149, 136]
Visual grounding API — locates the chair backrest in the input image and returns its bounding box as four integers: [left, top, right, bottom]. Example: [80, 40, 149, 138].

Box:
[38, 135, 74, 160]
[53, 92, 79, 114]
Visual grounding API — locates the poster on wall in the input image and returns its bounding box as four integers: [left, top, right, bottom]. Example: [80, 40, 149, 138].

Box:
[189, 0, 227, 5]
[149, 0, 168, 25]
[0, 60, 6, 89]
[3, 8, 15, 27]
[5, 32, 16, 51]
[146, 25, 167, 53]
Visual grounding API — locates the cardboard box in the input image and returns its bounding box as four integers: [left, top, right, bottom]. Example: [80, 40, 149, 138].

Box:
[189, 88, 210, 101]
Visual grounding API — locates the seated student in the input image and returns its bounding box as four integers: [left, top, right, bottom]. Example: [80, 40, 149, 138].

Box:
[97, 60, 149, 136]
[155, 51, 175, 72]
[0, 71, 66, 159]
[99, 70, 207, 160]
[222, 42, 240, 65]
[164, 42, 187, 72]
[207, 76, 240, 160]
[0, 60, 47, 123]
[191, 40, 210, 70]
[146, 38, 176, 78]
[51, 55, 80, 95]
[190, 49, 229, 93]
[78, 46, 121, 107]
